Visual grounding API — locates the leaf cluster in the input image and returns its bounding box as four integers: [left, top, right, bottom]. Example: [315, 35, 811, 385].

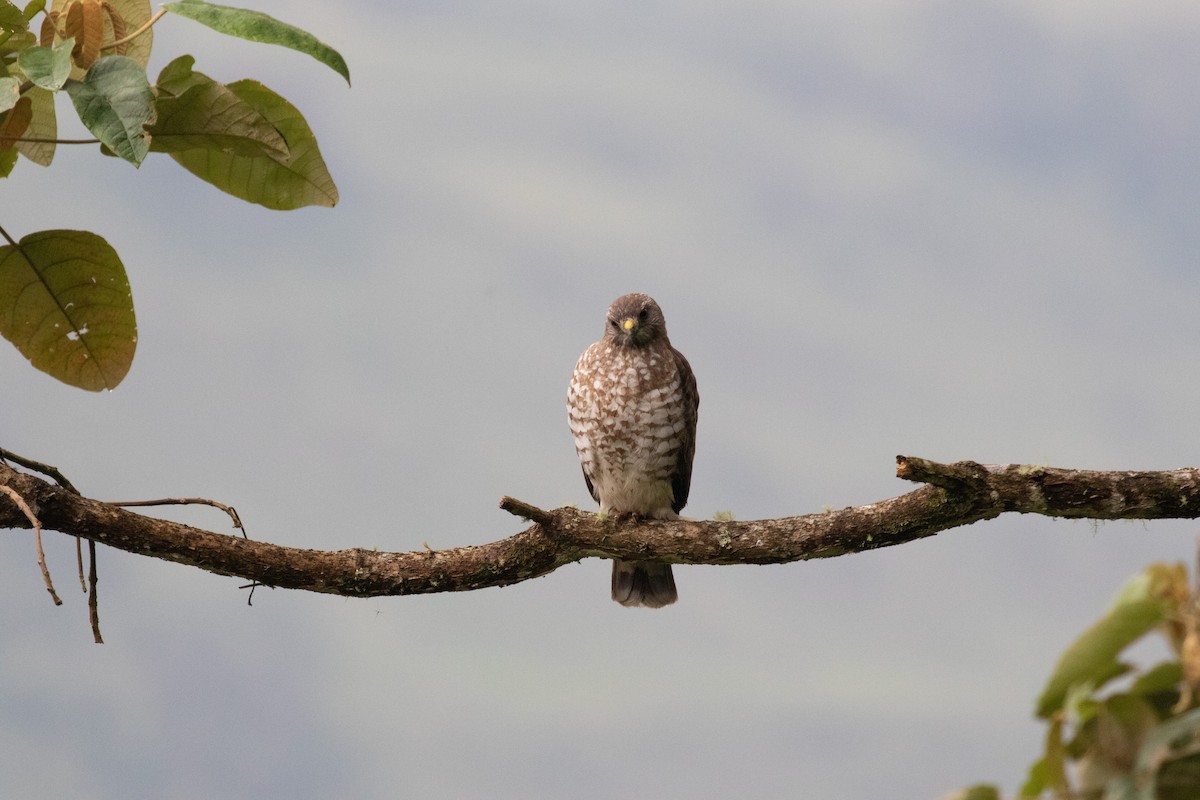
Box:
[0, 0, 347, 389]
[957, 562, 1200, 800]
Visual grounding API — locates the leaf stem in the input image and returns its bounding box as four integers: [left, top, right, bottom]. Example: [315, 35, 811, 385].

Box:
[102, 7, 167, 50]
[0, 136, 101, 144]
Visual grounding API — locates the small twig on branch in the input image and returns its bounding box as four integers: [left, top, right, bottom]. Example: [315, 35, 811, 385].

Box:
[239, 581, 274, 606]
[107, 497, 247, 538]
[1, 484, 62, 606]
[0, 446, 81, 494]
[895, 455, 989, 492]
[499, 496, 556, 527]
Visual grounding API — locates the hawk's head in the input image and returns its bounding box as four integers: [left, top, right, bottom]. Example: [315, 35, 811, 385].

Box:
[604, 293, 668, 348]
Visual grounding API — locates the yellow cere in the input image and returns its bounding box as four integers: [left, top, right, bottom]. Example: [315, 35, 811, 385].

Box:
[622, 318, 636, 331]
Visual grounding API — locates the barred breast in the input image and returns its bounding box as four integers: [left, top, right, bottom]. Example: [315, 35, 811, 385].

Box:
[567, 340, 688, 519]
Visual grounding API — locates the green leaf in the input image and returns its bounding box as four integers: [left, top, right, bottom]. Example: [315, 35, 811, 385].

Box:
[0, 145, 16, 176]
[148, 57, 288, 159]
[1036, 566, 1180, 718]
[1093, 693, 1159, 766]
[64, 55, 155, 165]
[15, 84, 56, 165]
[0, 0, 25, 31]
[166, 74, 337, 209]
[1021, 715, 1068, 797]
[942, 786, 1000, 800]
[0, 29, 34, 54]
[1131, 661, 1184, 698]
[1018, 757, 1047, 798]
[0, 75, 18, 112]
[164, 0, 349, 85]
[22, 0, 45, 21]
[0, 93, 31, 173]
[1103, 776, 1138, 800]
[0, 0, 25, 32]
[1134, 708, 1200, 800]
[0, 229, 137, 390]
[155, 53, 206, 96]
[17, 38, 75, 91]
[1156, 753, 1200, 800]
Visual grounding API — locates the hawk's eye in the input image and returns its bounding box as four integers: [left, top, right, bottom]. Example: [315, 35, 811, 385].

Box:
[609, 318, 619, 329]
[637, 308, 649, 321]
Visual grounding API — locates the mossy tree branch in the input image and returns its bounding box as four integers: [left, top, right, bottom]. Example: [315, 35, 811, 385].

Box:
[2, 456, 1200, 598]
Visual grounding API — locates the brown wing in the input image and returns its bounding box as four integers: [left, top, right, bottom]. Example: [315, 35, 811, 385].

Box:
[670, 346, 699, 514]
[581, 465, 598, 505]
[568, 345, 603, 506]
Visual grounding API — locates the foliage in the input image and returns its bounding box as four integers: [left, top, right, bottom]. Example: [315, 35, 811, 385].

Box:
[0, 0, 346, 390]
[956, 561, 1200, 800]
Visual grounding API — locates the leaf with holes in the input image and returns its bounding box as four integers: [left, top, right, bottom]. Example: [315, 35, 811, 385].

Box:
[64, 54, 154, 165]
[0, 229, 137, 390]
[164, 0, 349, 84]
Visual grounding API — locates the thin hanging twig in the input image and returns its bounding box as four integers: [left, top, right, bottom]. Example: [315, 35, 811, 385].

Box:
[0, 484, 62, 605]
[88, 540, 102, 644]
[0, 448, 97, 635]
[76, 536, 86, 592]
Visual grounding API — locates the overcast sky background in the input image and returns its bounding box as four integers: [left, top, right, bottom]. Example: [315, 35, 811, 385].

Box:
[4, 1, 1200, 797]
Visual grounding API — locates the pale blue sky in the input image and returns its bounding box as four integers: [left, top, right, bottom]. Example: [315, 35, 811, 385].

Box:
[5, 1, 1200, 797]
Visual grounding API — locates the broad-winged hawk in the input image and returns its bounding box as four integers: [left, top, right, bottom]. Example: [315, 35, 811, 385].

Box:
[567, 293, 699, 608]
